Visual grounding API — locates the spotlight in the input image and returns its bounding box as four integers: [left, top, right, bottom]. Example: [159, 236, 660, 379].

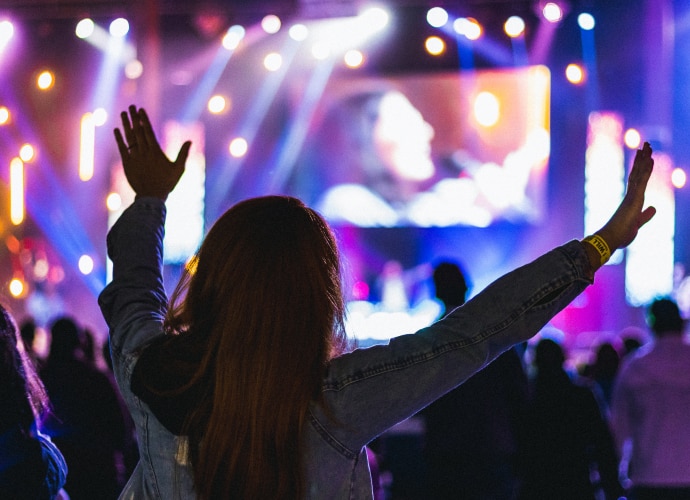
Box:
[229, 137, 248, 157]
[263, 52, 282, 72]
[0, 106, 10, 125]
[672, 168, 687, 189]
[425, 36, 445, 56]
[222, 25, 245, 50]
[10, 157, 24, 225]
[106, 192, 122, 211]
[540, 1, 568, 23]
[578, 13, 595, 30]
[78, 255, 94, 275]
[125, 59, 143, 79]
[9, 278, 24, 298]
[36, 70, 55, 90]
[565, 63, 585, 84]
[504, 16, 526, 38]
[473, 92, 500, 127]
[454, 18, 482, 40]
[93, 107, 108, 126]
[427, 7, 449, 28]
[75, 18, 95, 39]
[261, 14, 281, 34]
[207, 95, 227, 114]
[289, 24, 308, 41]
[19, 144, 34, 162]
[0, 20, 14, 48]
[359, 6, 389, 31]
[109, 18, 130, 37]
[344, 49, 364, 68]
[624, 128, 641, 149]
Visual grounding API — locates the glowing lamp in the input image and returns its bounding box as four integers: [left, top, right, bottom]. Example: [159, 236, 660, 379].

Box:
[425, 36, 445, 56]
[505, 16, 525, 38]
[578, 13, 595, 30]
[427, 7, 449, 28]
[75, 18, 95, 39]
[344, 50, 364, 68]
[624, 129, 641, 149]
[261, 15, 281, 34]
[229, 137, 248, 158]
[37, 71, 55, 90]
[109, 18, 130, 38]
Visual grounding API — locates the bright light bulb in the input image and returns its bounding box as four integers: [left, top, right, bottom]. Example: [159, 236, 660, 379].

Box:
[78, 255, 94, 275]
[578, 13, 595, 30]
[426, 7, 449, 28]
[344, 49, 364, 68]
[261, 15, 281, 34]
[289, 24, 308, 41]
[93, 108, 108, 126]
[9, 278, 23, 297]
[229, 137, 248, 157]
[263, 52, 282, 71]
[565, 63, 585, 84]
[425, 36, 445, 56]
[75, 18, 95, 39]
[504, 16, 525, 38]
[543, 3, 563, 23]
[222, 25, 245, 50]
[19, 144, 34, 162]
[125, 59, 143, 79]
[208, 95, 227, 114]
[106, 192, 122, 211]
[624, 129, 641, 149]
[37, 71, 55, 90]
[109, 18, 130, 37]
[672, 168, 687, 189]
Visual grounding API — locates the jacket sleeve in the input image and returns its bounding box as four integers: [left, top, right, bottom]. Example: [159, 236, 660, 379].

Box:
[317, 240, 594, 449]
[98, 197, 168, 365]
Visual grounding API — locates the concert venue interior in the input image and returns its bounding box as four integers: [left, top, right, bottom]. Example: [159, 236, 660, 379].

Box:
[0, 0, 688, 357]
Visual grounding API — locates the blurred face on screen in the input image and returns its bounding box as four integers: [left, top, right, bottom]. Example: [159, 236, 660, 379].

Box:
[373, 91, 435, 181]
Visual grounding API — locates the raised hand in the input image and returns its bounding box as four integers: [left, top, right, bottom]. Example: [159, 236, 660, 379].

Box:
[597, 141, 656, 252]
[581, 141, 656, 273]
[114, 105, 192, 201]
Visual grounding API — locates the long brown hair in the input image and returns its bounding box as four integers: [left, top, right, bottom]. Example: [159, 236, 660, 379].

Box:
[0, 305, 49, 434]
[161, 196, 348, 498]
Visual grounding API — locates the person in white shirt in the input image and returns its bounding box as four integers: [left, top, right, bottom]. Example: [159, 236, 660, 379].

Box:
[610, 297, 690, 500]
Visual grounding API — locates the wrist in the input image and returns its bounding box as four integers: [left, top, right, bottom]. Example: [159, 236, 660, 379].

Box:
[583, 234, 611, 266]
[581, 234, 612, 276]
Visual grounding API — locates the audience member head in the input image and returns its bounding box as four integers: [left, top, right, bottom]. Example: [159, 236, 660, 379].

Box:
[623, 336, 642, 355]
[592, 342, 620, 379]
[432, 261, 470, 312]
[534, 338, 565, 374]
[48, 316, 82, 362]
[647, 297, 685, 337]
[0, 304, 48, 432]
[161, 195, 350, 498]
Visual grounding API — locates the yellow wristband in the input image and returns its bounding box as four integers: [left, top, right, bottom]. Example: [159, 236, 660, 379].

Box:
[583, 234, 611, 266]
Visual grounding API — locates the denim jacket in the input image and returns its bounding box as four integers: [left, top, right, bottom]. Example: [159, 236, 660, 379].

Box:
[99, 197, 593, 499]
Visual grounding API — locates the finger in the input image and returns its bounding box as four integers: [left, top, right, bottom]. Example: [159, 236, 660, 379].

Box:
[139, 108, 157, 149]
[121, 110, 135, 146]
[638, 206, 656, 228]
[174, 141, 192, 167]
[129, 105, 146, 148]
[114, 128, 129, 156]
